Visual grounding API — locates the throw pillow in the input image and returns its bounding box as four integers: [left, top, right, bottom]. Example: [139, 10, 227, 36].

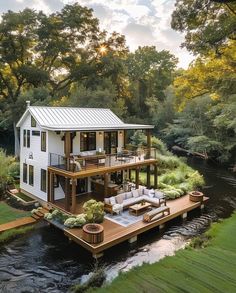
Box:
[104, 198, 110, 204]
[138, 188, 144, 196]
[155, 190, 164, 198]
[109, 196, 116, 205]
[143, 188, 150, 196]
[115, 194, 124, 204]
[132, 189, 139, 198]
[126, 192, 132, 199]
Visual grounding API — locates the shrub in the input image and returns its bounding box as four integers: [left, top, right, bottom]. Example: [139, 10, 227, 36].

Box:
[64, 217, 77, 228]
[8, 162, 20, 178]
[83, 199, 105, 223]
[64, 214, 87, 228]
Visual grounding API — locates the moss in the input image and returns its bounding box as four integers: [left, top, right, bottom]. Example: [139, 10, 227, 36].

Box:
[0, 225, 35, 244]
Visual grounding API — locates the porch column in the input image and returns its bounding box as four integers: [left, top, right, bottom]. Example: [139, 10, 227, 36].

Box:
[154, 164, 158, 189]
[47, 169, 51, 202]
[147, 165, 151, 189]
[146, 129, 151, 159]
[128, 169, 132, 181]
[135, 168, 140, 189]
[64, 132, 71, 171]
[65, 177, 71, 212]
[124, 130, 127, 149]
[48, 171, 55, 203]
[104, 173, 109, 197]
[71, 178, 77, 214]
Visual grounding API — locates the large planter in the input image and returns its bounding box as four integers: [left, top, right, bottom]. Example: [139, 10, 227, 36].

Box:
[82, 223, 104, 244]
[189, 191, 204, 202]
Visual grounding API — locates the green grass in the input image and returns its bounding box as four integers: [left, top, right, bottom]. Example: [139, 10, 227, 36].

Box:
[0, 201, 30, 224]
[0, 225, 34, 244]
[92, 213, 236, 293]
[14, 192, 34, 202]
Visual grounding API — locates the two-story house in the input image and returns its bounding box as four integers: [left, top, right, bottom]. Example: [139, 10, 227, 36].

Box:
[17, 103, 158, 213]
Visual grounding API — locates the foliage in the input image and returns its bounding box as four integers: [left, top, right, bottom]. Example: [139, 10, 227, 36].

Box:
[0, 149, 14, 193]
[44, 208, 69, 224]
[64, 214, 87, 228]
[8, 162, 20, 178]
[171, 0, 236, 54]
[83, 199, 105, 223]
[92, 213, 236, 293]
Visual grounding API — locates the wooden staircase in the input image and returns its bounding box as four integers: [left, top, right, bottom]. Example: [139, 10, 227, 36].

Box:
[31, 207, 50, 221]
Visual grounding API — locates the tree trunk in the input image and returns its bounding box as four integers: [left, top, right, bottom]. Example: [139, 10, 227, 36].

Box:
[13, 122, 20, 158]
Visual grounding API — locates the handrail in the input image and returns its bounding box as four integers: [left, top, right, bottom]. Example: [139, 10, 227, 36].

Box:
[49, 147, 157, 173]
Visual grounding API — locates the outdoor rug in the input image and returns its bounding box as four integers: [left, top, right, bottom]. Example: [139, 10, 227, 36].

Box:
[105, 209, 152, 227]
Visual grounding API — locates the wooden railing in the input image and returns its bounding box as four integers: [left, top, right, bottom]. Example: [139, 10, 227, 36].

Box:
[49, 148, 157, 172]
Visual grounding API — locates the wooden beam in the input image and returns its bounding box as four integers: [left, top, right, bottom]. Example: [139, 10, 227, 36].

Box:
[135, 168, 140, 189]
[104, 173, 108, 197]
[124, 130, 127, 149]
[154, 164, 158, 189]
[146, 165, 151, 189]
[71, 179, 77, 214]
[47, 169, 50, 202]
[64, 132, 71, 171]
[65, 178, 71, 211]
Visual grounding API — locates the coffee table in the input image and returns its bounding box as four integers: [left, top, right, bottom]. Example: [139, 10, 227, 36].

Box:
[129, 202, 152, 216]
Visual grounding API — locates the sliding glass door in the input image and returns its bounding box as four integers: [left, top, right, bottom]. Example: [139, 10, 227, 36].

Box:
[104, 131, 118, 154]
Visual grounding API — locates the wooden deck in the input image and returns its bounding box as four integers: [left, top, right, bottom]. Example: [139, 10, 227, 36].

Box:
[0, 217, 36, 233]
[46, 195, 208, 256]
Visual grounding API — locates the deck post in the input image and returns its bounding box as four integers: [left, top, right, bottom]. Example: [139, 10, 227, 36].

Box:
[48, 171, 54, 203]
[154, 164, 158, 189]
[124, 130, 127, 149]
[135, 168, 140, 189]
[47, 169, 51, 202]
[104, 173, 108, 197]
[147, 165, 151, 189]
[128, 235, 137, 243]
[64, 131, 71, 171]
[71, 178, 77, 214]
[128, 169, 132, 181]
[146, 129, 151, 159]
[65, 177, 70, 212]
[182, 212, 187, 220]
[159, 223, 165, 230]
[93, 252, 104, 259]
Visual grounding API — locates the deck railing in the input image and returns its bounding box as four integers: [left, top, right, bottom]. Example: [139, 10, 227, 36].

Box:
[49, 148, 157, 173]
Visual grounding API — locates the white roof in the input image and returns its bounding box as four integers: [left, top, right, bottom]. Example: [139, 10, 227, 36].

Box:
[16, 106, 154, 131]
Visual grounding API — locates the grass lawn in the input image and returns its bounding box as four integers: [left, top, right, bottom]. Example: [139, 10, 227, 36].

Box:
[0, 225, 34, 244]
[15, 192, 34, 202]
[0, 201, 30, 225]
[92, 213, 236, 293]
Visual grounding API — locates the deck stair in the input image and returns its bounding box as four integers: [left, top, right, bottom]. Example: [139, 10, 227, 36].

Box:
[31, 207, 50, 221]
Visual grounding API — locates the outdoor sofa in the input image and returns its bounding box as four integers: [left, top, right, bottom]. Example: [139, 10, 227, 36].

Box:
[104, 187, 166, 214]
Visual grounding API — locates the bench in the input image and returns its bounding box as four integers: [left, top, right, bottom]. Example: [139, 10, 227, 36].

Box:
[143, 205, 170, 223]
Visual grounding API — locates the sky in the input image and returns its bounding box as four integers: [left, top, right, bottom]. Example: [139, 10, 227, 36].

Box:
[0, 0, 194, 68]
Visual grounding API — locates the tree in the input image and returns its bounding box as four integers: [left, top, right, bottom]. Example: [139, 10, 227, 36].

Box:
[171, 0, 236, 54]
[126, 46, 178, 118]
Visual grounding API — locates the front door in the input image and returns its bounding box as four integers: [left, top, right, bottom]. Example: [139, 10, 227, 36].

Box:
[104, 131, 118, 154]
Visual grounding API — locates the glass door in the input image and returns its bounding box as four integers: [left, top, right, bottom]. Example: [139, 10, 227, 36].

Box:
[104, 131, 118, 154]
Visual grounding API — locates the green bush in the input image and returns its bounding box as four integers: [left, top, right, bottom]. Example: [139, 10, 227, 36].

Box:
[83, 199, 105, 223]
[64, 214, 87, 228]
[8, 162, 20, 178]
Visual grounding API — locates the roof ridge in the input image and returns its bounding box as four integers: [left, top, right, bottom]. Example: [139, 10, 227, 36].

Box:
[29, 106, 111, 110]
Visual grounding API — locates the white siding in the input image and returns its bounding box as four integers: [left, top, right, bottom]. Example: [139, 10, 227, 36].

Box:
[20, 113, 48, 201]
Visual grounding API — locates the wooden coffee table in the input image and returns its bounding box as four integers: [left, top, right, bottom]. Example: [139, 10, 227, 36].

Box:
[129, 202, 152, 216]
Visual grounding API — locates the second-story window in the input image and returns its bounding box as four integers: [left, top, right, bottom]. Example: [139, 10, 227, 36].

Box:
[23, 130, 26, 147]
[41, 132, 46, 152]
[27, 130, 30, 148]
[80, 132, 96, 152]
[31, 116, 36, 127]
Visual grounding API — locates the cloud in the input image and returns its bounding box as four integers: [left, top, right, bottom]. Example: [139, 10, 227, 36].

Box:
[0, 0, 193, 68]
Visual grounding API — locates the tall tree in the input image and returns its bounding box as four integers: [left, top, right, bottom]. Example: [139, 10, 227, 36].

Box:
[171, 0, 236, 54]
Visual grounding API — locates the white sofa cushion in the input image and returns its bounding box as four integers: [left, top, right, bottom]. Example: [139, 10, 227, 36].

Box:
[126, 191, 133, 199]
[115, 193, 125, 204]
[110, 196, 116, 205]
[143, 188, 150, 196]
[138, 187, 144, 196]
[132, 189, 139, 198]
[155, 190, 165, 198]
[104, 198, 110, 204]
[123, 197, 142, 208]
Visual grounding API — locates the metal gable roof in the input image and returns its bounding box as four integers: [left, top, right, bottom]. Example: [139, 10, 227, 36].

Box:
[16, 106, 154, 130]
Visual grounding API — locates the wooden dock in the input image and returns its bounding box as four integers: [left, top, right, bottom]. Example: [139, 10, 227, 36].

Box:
[46, 195, 208, 257]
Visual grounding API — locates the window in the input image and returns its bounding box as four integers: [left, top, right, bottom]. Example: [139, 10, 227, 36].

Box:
[23, 163, 27, 183]
[41, 169, 47, 192]
[27, 130, 30, 148]
[41, 132, 46, 152]
[29, 165, 34, 186]
[80, 132, 96, 152]
[23, 130, 26, 147]
[32, 130, 40, 136]
[31, 116, 36, 127]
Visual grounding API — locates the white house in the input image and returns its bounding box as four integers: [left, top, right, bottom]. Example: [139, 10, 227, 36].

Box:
[16, 103, 156, 212]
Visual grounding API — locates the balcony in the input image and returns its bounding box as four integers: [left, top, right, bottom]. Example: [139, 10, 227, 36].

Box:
[49, 148, 158, 174]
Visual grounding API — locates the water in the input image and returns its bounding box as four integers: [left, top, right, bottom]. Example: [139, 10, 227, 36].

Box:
[0, 158, 235, 292]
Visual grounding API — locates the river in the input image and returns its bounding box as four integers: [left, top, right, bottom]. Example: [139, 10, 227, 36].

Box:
[0, 158, 235, 292]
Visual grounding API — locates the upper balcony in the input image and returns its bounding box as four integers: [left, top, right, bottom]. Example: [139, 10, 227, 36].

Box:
[49, 147, 158, 177]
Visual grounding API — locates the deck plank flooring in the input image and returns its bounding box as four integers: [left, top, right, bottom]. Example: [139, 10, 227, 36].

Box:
[58, 195, 208, 254]
[0, 217, 36, 233]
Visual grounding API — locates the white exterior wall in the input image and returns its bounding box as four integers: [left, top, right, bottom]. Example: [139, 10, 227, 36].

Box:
[20, 114, 49, 201]
[20, 115, 125, 202]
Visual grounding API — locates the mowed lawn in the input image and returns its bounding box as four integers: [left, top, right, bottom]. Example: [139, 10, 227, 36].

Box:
[93, 213, 236, 293]
[0, 201, 30, 225]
